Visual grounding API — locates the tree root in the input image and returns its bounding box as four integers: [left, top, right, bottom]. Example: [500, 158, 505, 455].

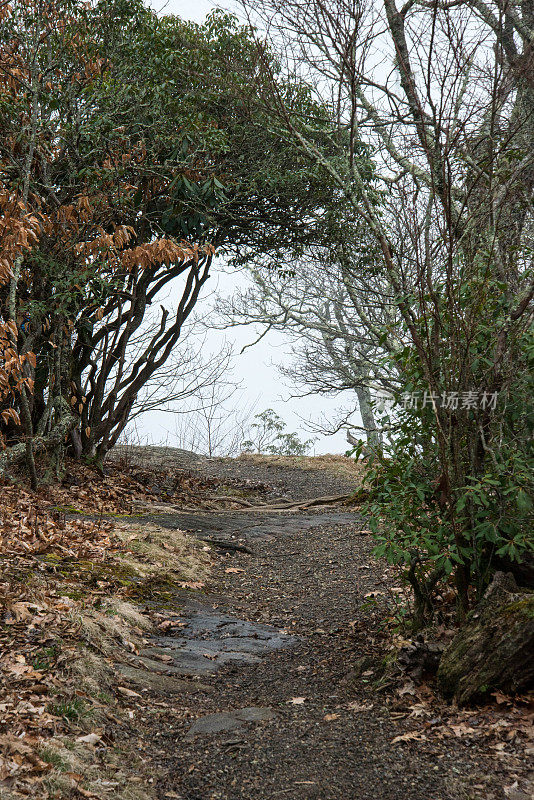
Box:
[212, 490, 368, 512]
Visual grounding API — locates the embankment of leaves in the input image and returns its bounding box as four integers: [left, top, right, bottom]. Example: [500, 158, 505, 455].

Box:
[0, 462, 213, 799]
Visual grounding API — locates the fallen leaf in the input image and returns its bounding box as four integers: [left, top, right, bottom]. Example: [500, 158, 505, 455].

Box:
[448, 724, 477, 737]
[391, 731, 427, 744]
[408, 704, 431, 719]
[11, 602, 42, 622]
[347, 701, 374, 712]
[117, 687, 141, 698]
[76, 733, 102, 745]
[177, 581, 205, 590]
[0, 735, 32, 755]
[492, 691, 512, 705]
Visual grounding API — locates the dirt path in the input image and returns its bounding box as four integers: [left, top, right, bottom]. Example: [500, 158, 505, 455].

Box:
[115, 462, 512, 800]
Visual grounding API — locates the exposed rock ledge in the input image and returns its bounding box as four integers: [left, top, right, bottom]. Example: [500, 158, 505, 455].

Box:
[437, 571, 534, 705]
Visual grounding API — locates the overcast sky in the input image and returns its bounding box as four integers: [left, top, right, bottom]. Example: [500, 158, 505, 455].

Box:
[131, 0, 358, 455]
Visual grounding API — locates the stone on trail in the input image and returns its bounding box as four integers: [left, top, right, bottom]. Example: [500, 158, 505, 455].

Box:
[185, 707, 275, 739]
[117, 664, 213, 694]
[437, 572, 534, 705]
[146, 607, 297, 677]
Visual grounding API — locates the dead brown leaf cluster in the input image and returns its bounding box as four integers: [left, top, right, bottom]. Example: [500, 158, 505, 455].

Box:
[386, 678, 534, 774]
[42, 460, 217, 515]
[1, 482, 117, 559]
[0, 578, 105, 796]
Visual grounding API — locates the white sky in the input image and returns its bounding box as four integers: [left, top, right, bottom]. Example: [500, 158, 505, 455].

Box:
[131, 0, 359, 455]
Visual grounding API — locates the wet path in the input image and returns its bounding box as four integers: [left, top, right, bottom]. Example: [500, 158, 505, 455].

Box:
[121, 601, 298, 681]
[113, 467, 497, 800]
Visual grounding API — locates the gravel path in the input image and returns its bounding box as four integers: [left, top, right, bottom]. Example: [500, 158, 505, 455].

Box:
[116, 459, 512, 800]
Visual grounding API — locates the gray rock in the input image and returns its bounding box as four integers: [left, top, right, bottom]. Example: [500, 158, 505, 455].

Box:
[133, 653, 213, 676]
[185, 707, 275, 739]
[107, 444, 207, 469]
[117, 664, 213, 694]
[437, 572, 534, 705]
[144, 608, 297, 676]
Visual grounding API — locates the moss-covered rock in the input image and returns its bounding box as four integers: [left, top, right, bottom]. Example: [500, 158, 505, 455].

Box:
[437, 572, 534, 705]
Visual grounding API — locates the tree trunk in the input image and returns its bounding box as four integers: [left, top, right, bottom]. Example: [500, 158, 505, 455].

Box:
[0, 399, 77, 479]
[355, 384, 381, 450]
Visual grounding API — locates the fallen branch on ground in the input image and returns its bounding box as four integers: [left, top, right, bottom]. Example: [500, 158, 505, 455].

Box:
[216, 490, 369, 512]
[206, 495, 266, 507]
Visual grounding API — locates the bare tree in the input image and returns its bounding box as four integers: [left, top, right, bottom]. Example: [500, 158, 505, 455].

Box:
[39, 250, 215, 468]
[171, 383, 257, 457]
[237, 0, 534, 614]
[217, 232, 401, 450]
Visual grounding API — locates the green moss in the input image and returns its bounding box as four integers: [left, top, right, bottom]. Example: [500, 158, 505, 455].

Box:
[32, 645, 59, 671]
[42, 553, 62, 565]
[502, 596, 534, 619]
[53, 559, 139, 586]
[50, 504, 84, 514]
[380, 652, 397, 669]
[51, 504, 146, 519]
[60, 589, 86, 601]
[94, 691, 113, 704]
[124, 574, 177, 601]
[46, 556, 186, 603]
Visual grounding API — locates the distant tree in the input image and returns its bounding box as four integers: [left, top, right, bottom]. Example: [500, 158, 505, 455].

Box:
[170, 382, 256, 458]
[241, 409, 314, 456]
[218, 223, 398, 452]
